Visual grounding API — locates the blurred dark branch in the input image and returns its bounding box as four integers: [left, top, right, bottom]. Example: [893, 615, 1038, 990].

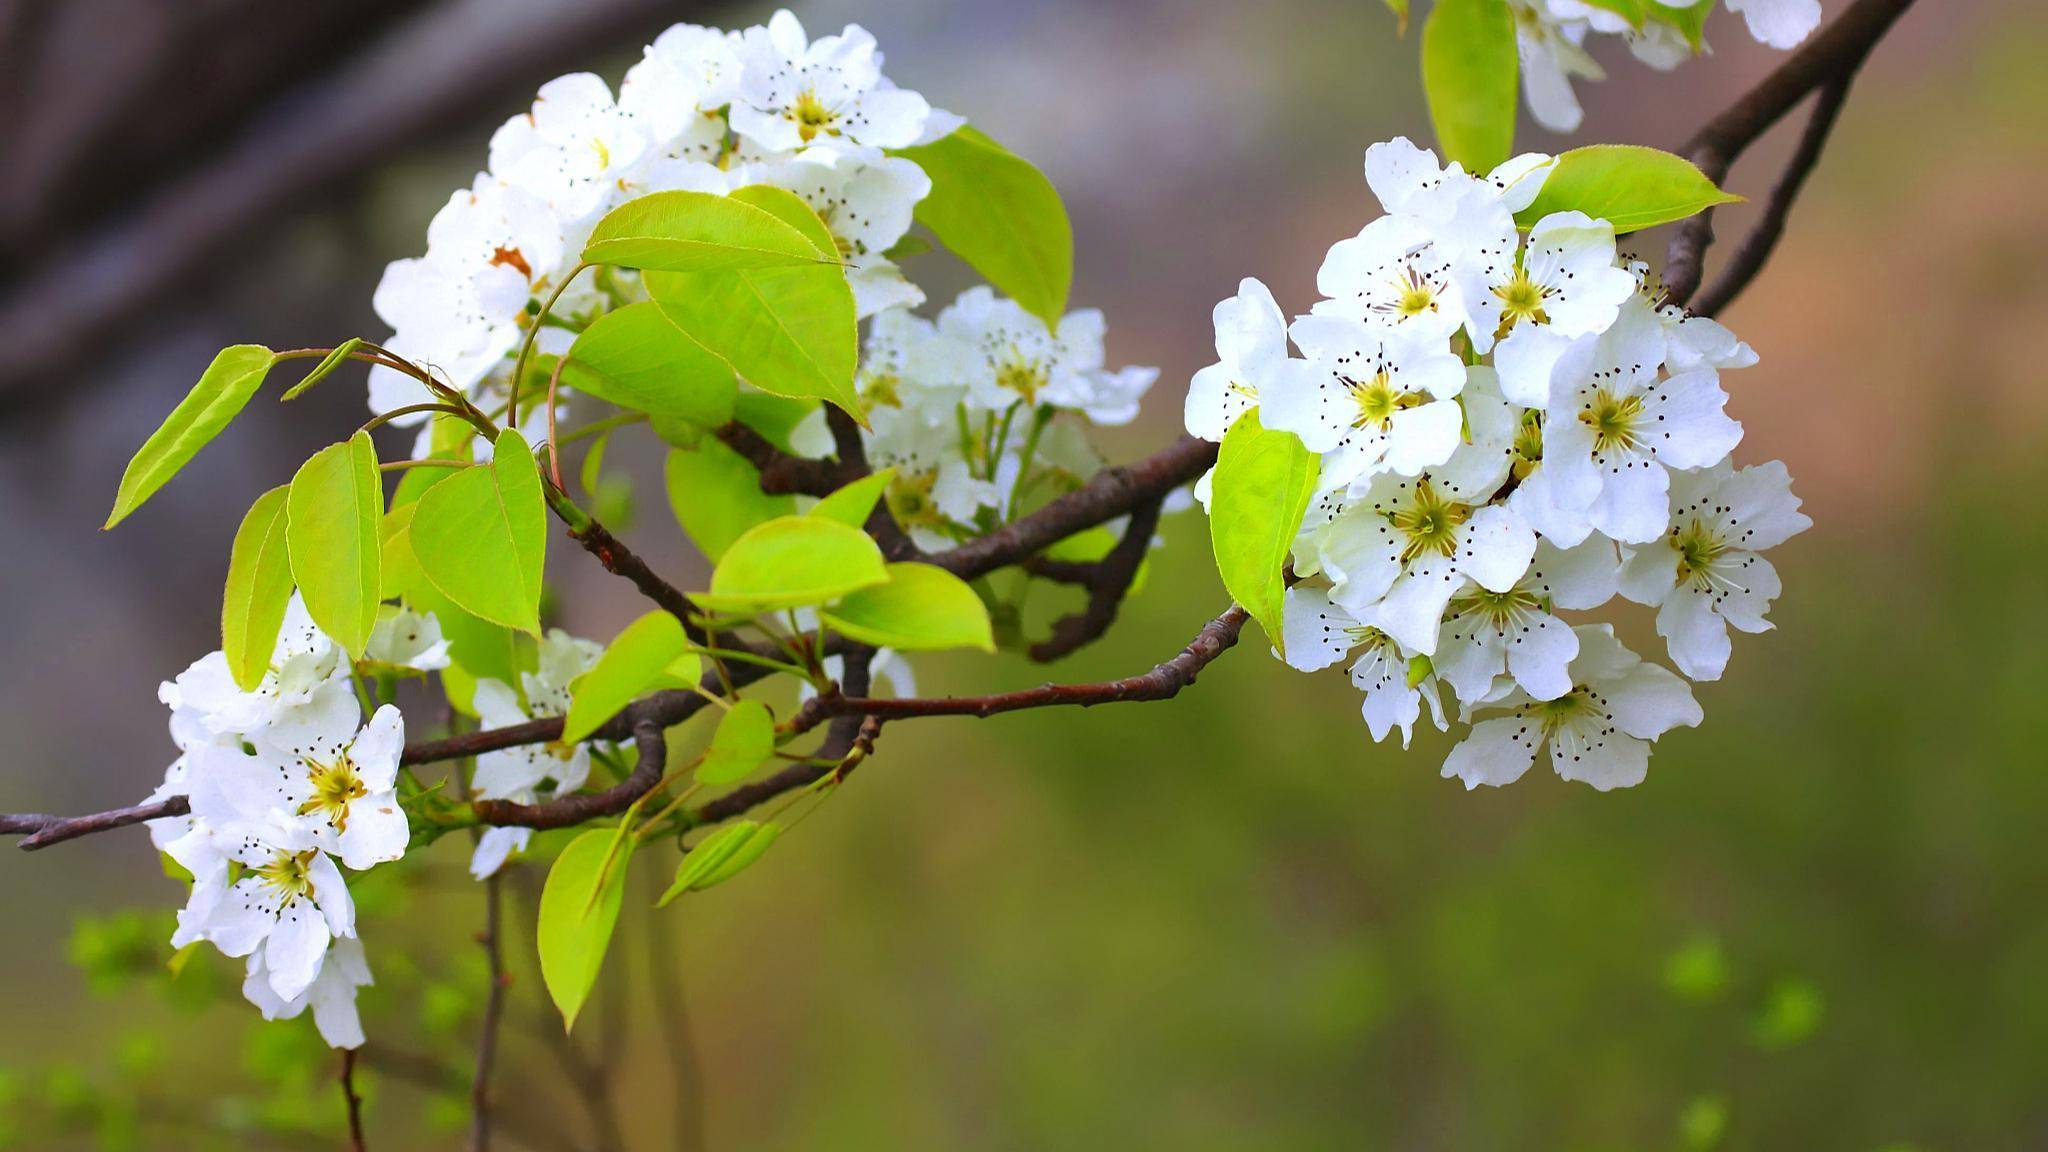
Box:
[340, 1049, 368, 1152]
[468, 869, 508, 1152]
[1, 795, 188, 850]
[0, 0, 705, 417]
[1663, 0, 1917, 312]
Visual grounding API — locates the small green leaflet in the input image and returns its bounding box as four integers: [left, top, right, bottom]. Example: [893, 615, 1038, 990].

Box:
[563, 301, 737, 425]
[1421, 0, 1518, 176]
[890, 125, 1073, 327]
[562, 611, 694, 743]
[819, 562, 995, 652]
[1383, 0, 1411, 33]
[696, 699, 775, 786]
[580, 189, 829, 272]
[696, 515, 888, 614]
[1209, 413, 1318, 656]
[1514, 145, 1742, 234]
[537, 829, 633, 1031]
[657, 820, 782, 905]
[643, 188, 863, 426]
[286, 431, 382, 658]
[105, 344, 275, 528]
[221, 486, 294, 691]
[411, 430, 547, 635]
[1648, 0, 1715, 50]
[280, 338, 364, 401]
[664, 440, 796, 561]
[807, 468, 896, 529]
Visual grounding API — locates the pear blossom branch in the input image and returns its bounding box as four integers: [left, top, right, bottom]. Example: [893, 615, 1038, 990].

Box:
[1662, 0, 1918, 311]
[1028, 496, 1166, 661]
[340, 1049, 368, 1152]
[1, 796, 190, 851]
[469, 721, 667, 830]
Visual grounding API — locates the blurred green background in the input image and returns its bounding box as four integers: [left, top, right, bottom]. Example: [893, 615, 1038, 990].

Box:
[3, 0, 2045, 1148]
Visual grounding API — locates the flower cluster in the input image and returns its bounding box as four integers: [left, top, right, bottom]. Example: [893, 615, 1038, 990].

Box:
[1504, 0, 1823, 133]
[144, 598, 447, 1048]
[1187, 137, 1809, 790]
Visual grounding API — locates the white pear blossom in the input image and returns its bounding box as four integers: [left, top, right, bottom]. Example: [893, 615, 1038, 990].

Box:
[1279, 586, 1447, 747]
[934, 287, 1156, 425]
[1263, 314, 1468, 488]
[1618, 460, 1810, 680]
[1184, 278, 1316, 441]
[1443, 625, 1702, 791]
[727, 10, 932, 155]
[489, 73, 649, 224]
[243, 936, 374, 1050]
[189, 706, 410, 872]
[1659, 0, 1822, 50]
[364, 607, 451, 673]
[1460, 210, 1638, 406]
[1508, 0, 1604, 133]
[160, 595, 356, 754]
[172, 819, 355, 1001]
[740, 148, 932, 316]
[618, 23, 742, 144]
[468, 631, 606, 880]
[1431, 538, 1619, 705]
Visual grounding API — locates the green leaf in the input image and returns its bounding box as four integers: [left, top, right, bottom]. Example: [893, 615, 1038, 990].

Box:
[1383, 0, 1411, 34]
[379, 502, 423, 602]
[286, 432, 382, 658]
[644, 220, 863, 423]
[1421, 0, 1518, 175]
[732, 392, 821, 452]
[413, 579, 531, 688]
[581, 189, 829, 272]
[280, 339, 364, 401]
[1571, 0, 1645, 27]
[657, 820, 783, 905]
[890, 126, 1073, 327]
[819, 562, 995, 652]
[563, 302, 737, 425]
[807, 468, 896, 529]
[105, 344, 274, 528]
[696, 515, 888, 614]
[221, 486, 294, 691]
[411, 430, 547, 635]
[537, 830, 633, 1031]
[563, 611, 693, 743]
[1646, 0, 1714, 49]
[696, 699, 775, 786]
[1514, 145, 1743, 234]
[729, 185, 838, 257]
[664, 440, 796, 561]
[1209, 412, 1318, 656]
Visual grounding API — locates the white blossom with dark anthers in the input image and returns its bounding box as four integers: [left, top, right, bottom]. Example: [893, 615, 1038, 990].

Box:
[363, 607, 451, 673]
[1539, 296, 1745, 545]
[159, 595, 357, 756]
[1618, 460, 1811, 680]
[1508, 0, 1605, 133]
[1311, 214, 1468, 340]
[1361, 137, 1553, 222]
[1184, 277, 1318, 442]
[242, 936, 374, 1051]
[726, 10, 933, 156]
[617, 22, 743, 145]
[1458, 210, 1639, 406]
[1430, 538, 1620, 706]
[1311, 468, 1540, 656]
[186, 705, 409, 872]
[1656, 0, 1822, 50]
[488, 73, 650, 225]
[1278, 586, 1448, 748]
[933, 286, 1157, 426]
[737, 147, 932, 316]
[1443, 624, 1702, 791]
[168, 815, 356, 1001]
[1263, 314, 1468, 490]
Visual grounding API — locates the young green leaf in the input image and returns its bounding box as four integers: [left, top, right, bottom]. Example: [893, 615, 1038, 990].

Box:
[221, 486, 295, 691]
[807, 468, 896, 529]
[280, 338, 364, 401]
[105, 344, 275, 528]
[286, 432, 382, 658]
[1209, 412, 1318, 656]
[411, 430, 547, 635]
[562, 302, 737, 425]
[657, 820, 783, 905]
[1421, 0, 1518, 175]
[696, 699, 775, 786]
[1570, 0, 1645, 26]
[1514, 145, 1742, 233]
[581, 189, 828, 272]
[696, 515, 888, 614]
[729, 185, 838, 256]
[664, 440, 797, 561]
[1383, 0, 1411, 33]
[819, 562, 995, 652]
[562, 611, 693, 743]
[379, 502, 423, 602]
[644, 242, 863, 424]
[889, 126, 1073, 327]
[537, 830, 633, 1031]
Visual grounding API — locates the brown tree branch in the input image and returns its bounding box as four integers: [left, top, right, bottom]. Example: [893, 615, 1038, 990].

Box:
[470, 721, 666, 830]
[340, 1048, 368, 1152]
[1663, 0, 1917, 310]
[2, 795, 189, 851]
[467, 869, 508, 1152]
[1029, 496, 1164, 662]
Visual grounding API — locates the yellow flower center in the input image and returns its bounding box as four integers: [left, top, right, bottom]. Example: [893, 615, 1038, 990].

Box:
[1347, 370, 1425, 430]
[789, 89, 839, 142]
[1671, 520, 1728, 584]
[886, 471, 943, 529]
[1493, 266, 1552, 335]
[1578, 391, 1645, 455]
[255, 849, 319, 901]
[994, 355, 1048, 404]
[296, 754, 367, 833]
[1511, 409, 1545, 479]
[1390, 478, 1472, 562]
[860, 370, 903, 409]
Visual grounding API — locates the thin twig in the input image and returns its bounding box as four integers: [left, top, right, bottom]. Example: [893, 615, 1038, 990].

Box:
[2, 796, 188, 851]
[340, 1048, 368, 1152]
[1030, 497, 1164, 662]
[467, 869, 508, 1152]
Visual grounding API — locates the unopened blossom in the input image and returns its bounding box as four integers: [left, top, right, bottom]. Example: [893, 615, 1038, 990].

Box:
[1539, 298, 1744, 544]
[1185, 278, 1315, 444]
[243, 936, 374, 1050]
[1279, 586, 1447, 747]
[191, 705, 409, 871]
[727, 10, 932, 155]
[1431, 538, 1620, 705]
[1619, 460, 1810, 680]
[1263, 314, 1467, 488]
[1443, 624, 1702, 791]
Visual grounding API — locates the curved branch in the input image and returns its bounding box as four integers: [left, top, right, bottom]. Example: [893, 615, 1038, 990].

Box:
[1029, 495, 1165, 661]
[471, 721, 667, 830]
[1663, 0, 1917, 310]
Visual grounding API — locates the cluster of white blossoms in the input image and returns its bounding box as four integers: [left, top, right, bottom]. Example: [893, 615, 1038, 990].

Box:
[1504, 0, 1823, 133]
[368, 8, 1154, 534]
[1186, 137, 1810, 791]
[143, 598, 448, 1048]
